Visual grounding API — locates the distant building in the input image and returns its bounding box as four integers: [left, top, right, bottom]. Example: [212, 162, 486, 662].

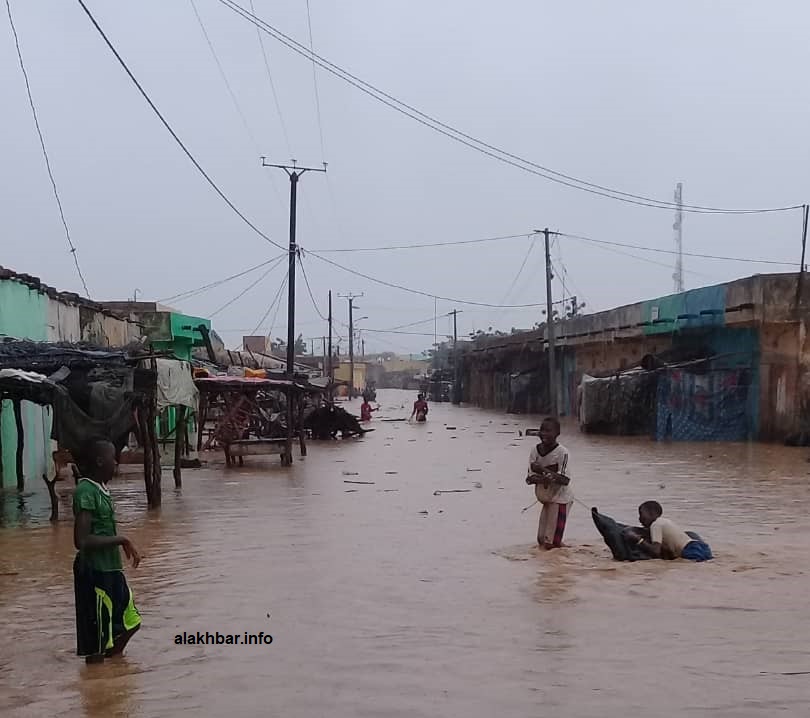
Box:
[333, 361, 367, 395]
[461, 272, 810, 442]
[101, 301, 210, 361]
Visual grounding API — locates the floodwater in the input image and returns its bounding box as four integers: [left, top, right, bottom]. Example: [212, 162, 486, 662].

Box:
[1, 389, 809, 718]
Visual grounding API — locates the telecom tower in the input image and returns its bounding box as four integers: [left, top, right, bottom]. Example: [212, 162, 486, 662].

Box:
[673, 182, 684, 292]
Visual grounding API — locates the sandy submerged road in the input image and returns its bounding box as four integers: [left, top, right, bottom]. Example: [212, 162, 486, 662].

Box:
[1, 389, 809, 717]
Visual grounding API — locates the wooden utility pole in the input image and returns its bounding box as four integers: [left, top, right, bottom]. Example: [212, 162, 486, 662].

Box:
[262, 159, 326, 464]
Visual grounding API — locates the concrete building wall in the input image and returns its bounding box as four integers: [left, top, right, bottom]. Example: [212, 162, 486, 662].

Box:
[1, 273, 141, 489]
[461, 273, 810, 441]
[47, 300, 81, 342]
[758, 322, 802, 440]
[0, 280, 50, 488]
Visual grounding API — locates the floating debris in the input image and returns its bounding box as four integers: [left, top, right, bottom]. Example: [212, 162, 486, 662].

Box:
[473, 482, 483, 489]
[446, 426, 457, 430]
[344, 480, 375, 485]
[345, 489, 358, 493]
[419, 510, 429, 514]
[433, 489, 472, 496]
[466, 468, 482, 472]
[385, 471, 398, 475]
[383, 489, 399, 492]
[342, 471, 359, 476]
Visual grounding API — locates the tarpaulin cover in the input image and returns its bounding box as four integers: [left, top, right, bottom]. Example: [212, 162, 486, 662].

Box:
[508, 368, 549, 414]
[655, 367, 752, 441]
[154, 358, 198, 411]
[591, 508, 652, 561]
[50, 386, 136, 456]
[579, 371, 658, 435]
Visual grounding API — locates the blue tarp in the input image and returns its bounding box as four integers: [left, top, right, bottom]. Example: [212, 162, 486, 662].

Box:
[655, 368, 753, 441]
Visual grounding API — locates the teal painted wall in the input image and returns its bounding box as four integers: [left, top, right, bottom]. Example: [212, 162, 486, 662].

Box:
[642, 285, 726, 335]
[0, 281, 50, 489]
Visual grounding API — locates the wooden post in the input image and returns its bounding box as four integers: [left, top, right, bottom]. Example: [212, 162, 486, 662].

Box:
[12, 398, 24, 492]
[282, 387, 293, 466]
[297, 392, 307, 457]
[150, 403, 162, 506]
[173, 405, 186, 488]
[197, 394, 207, 453]
[0, 398, 4, 488]
[43, 473, 58, 522]
[141, 404, 154, 506]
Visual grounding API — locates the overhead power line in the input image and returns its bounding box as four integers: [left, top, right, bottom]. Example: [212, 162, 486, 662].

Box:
[500, 235, 536, 305]
[383, 315, 450, 331]
[190, 0, 258, 147]
[563, 235, 716, 279]
[304, 249, 560, 308]
[249, 0, 291, 155]
[304, 0, 326, 162]
[310, 232, 530, 252]
[359, 327, 447, 337]
[559, 233, 797, 266]
[298, 254, 327, 321]
[249, 269, 289, 336]
[159, 255, 284, 303]
[75, 0, 284, 252]
[208, 255, 286, 317]
[7, 0, 91, 297]
[217, 0, 803, 216]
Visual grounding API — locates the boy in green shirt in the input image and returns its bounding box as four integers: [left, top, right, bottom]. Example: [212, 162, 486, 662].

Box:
[73, 439, 142, 663]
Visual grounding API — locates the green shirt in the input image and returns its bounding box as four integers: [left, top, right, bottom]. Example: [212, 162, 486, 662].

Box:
[73, 478, 123, 572]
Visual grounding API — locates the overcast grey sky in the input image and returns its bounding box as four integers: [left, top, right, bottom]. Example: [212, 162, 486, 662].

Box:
[2, 1, 808, 354]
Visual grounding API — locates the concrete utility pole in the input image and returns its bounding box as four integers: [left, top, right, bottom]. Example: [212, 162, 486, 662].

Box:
[262, 158, 326, 464]
[795, 204, 809, 308]
[327, 290, 333, 385]
[538, 228, 559, 417]
[449, 308, 462, 404]
[339, 292, 363, 398]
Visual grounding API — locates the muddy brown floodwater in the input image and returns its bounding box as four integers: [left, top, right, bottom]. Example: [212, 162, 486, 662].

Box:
[1, 389, 810, 717]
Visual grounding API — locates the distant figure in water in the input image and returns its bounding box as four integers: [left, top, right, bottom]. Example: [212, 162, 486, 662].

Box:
[629, 501, 713, 561]
[360, 399, 377, 422]
[410, 394, 429, 422]
[73, 439, 142, 663]
[525, 417, 573, 549]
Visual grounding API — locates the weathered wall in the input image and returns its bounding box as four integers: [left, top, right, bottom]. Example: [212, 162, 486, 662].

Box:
[0, 281, 49, 488]
[758, 322, 801, 440]
[460, 273, 810, 441]
[1, 276, 140, 489]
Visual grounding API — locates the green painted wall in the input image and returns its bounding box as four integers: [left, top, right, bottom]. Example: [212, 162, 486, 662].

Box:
[641, 285, 726, 336]
[143, 312, 210, 361]
[0, 281, 49, 489]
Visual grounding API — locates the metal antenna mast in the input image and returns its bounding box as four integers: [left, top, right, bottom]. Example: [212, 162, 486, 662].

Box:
[673, 182, 684, 292]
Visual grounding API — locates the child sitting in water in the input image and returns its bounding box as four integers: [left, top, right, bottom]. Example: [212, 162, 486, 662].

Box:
[525, 417, 573, 549]
[629, 501, 713, 562]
